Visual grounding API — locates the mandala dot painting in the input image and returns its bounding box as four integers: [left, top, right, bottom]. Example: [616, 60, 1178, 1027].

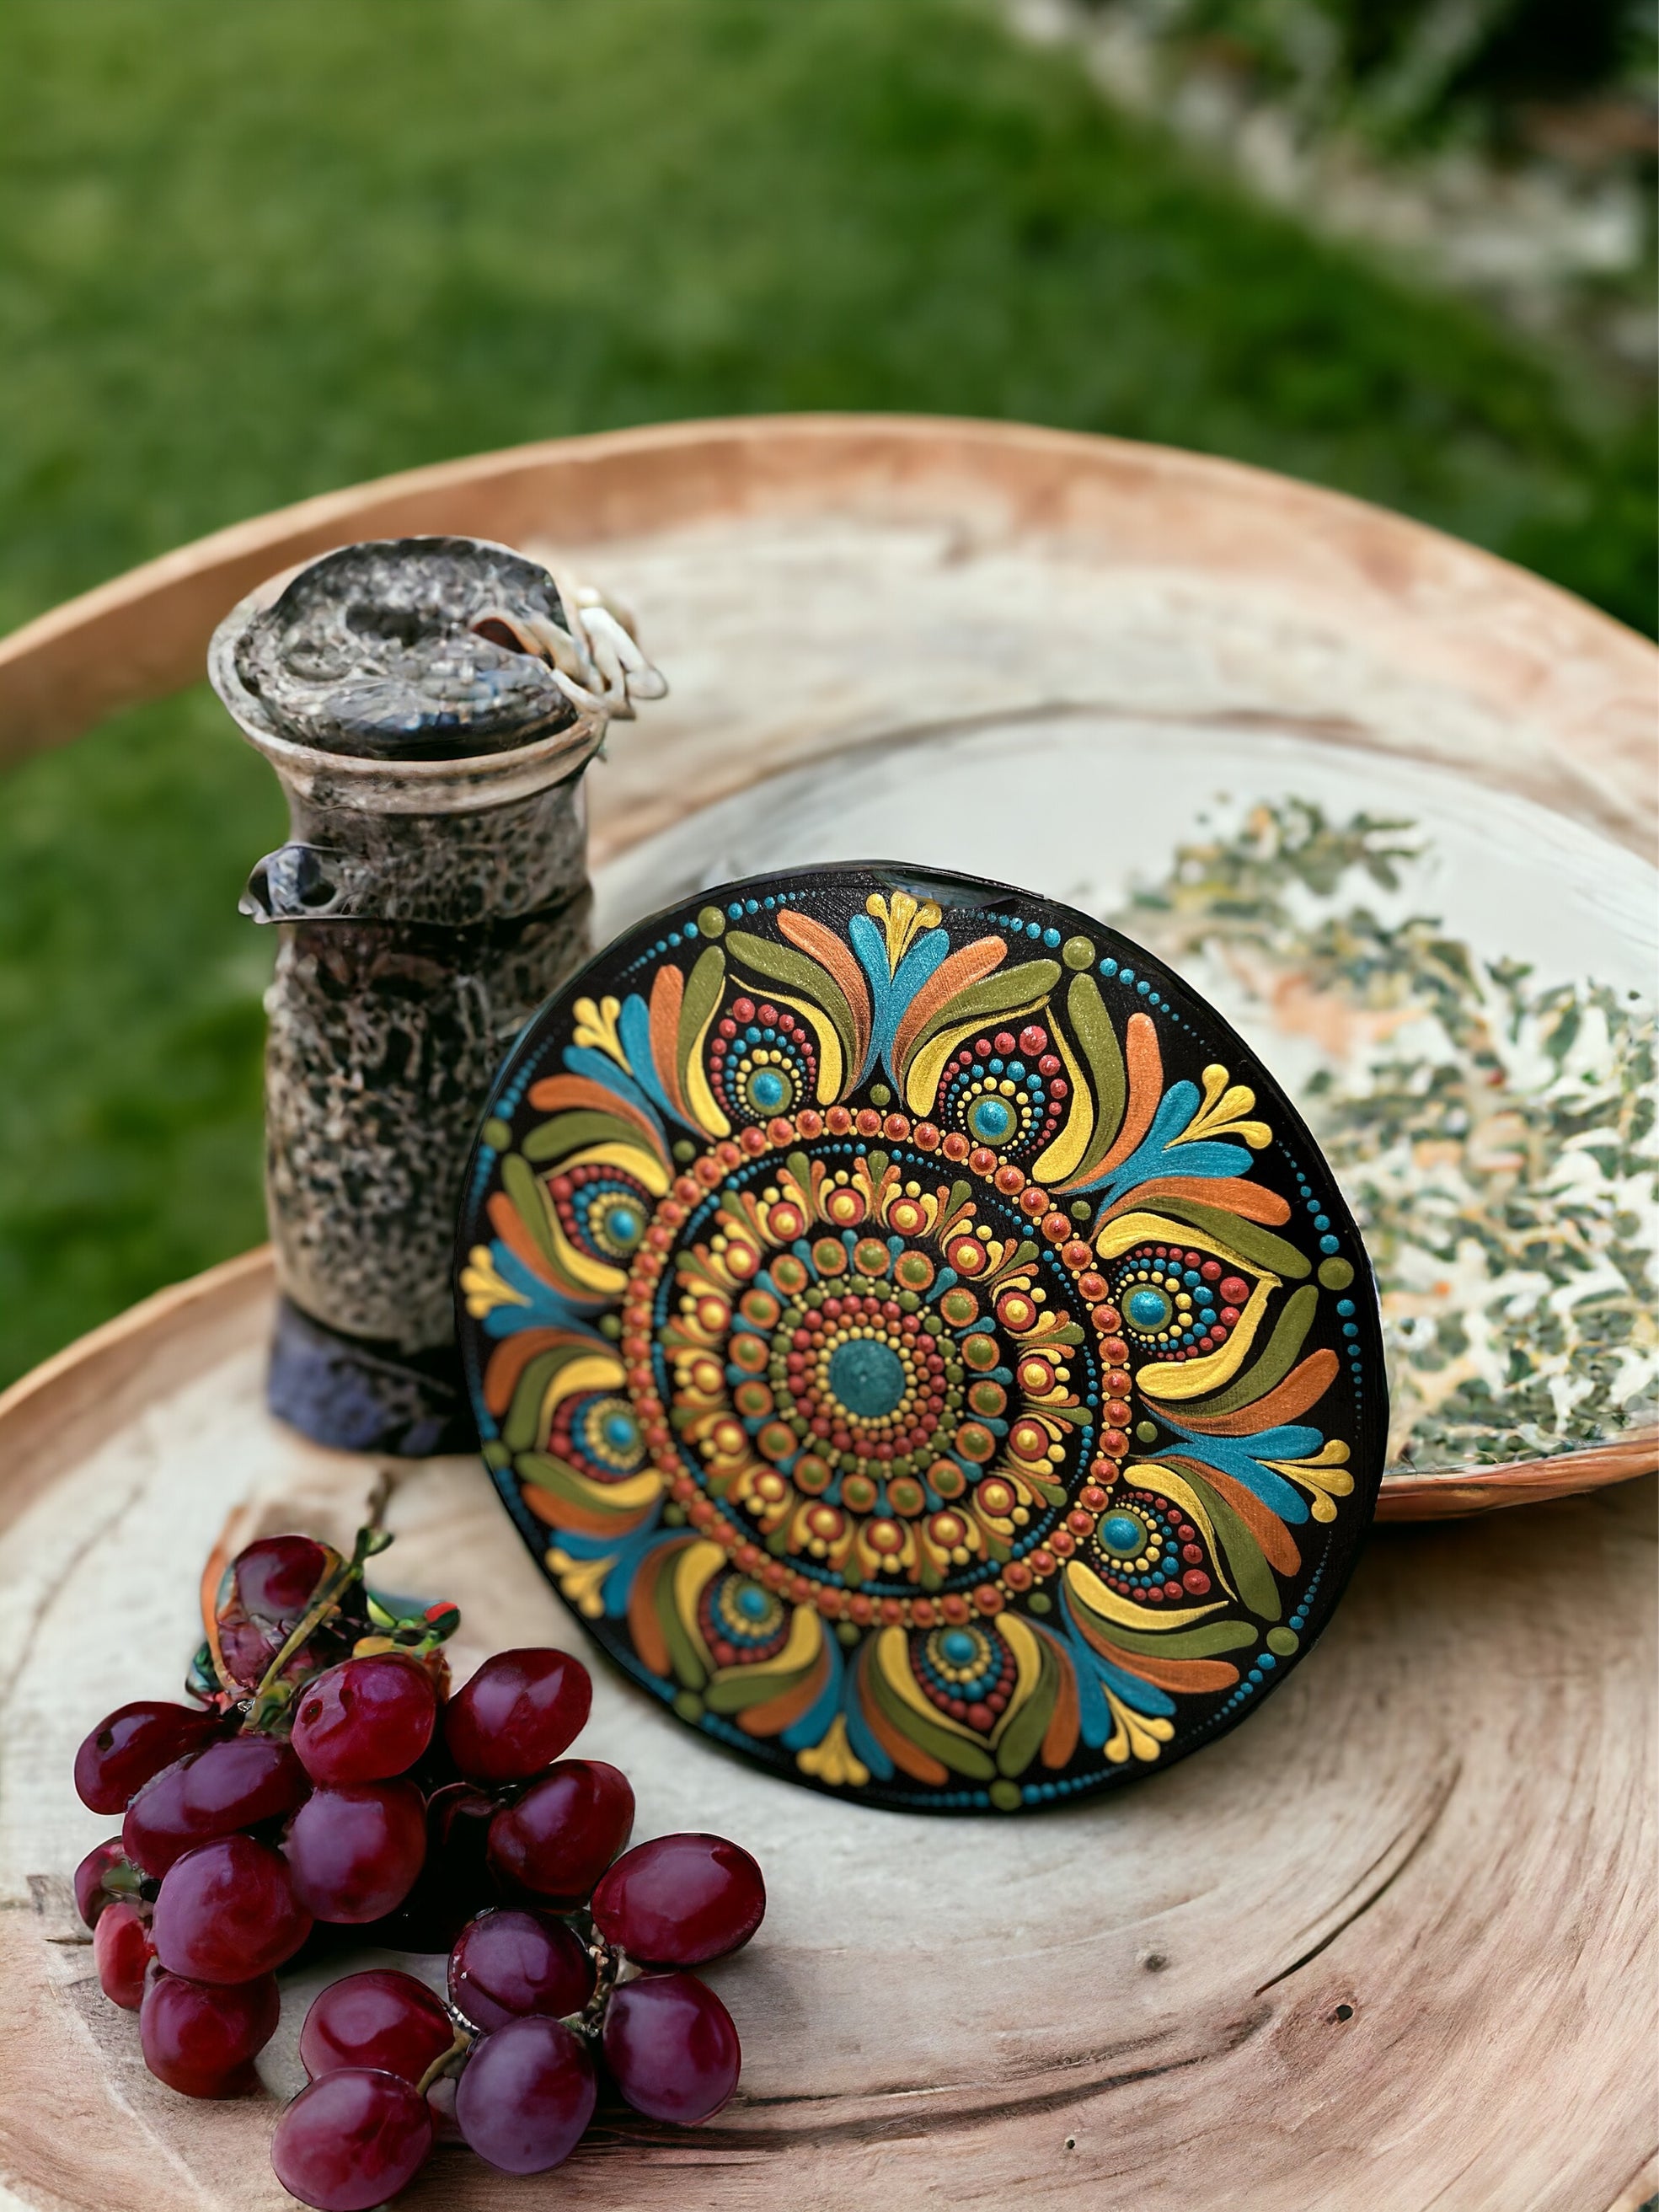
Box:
[456, 865, 1386, 1813]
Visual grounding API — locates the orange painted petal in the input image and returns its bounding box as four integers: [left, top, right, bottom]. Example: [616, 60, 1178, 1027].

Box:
[1094, 1012, 1163, 1175]
[891, 936, 1007, 1073]
[1089, 1637, 1240, 1695]
[628, 1545, 677, 1677]
[864, 1690, 948, 1785]
[1105, 1176, 1290, 1225]
[1179, 1350, 1340, 1436]
[739, 1642, 832, 1736]
[482, 1328, 567, 1419]
[1041, 1650, 1080, 1768]
[778, 908, 872, 1073]
[487, 1187, 557, 1287]
[524, 1074, 658, 1140]
[521, 1486, 652, 1541]
[1166, 1455, 1301, 1575]
[649, 964, 688, 1120]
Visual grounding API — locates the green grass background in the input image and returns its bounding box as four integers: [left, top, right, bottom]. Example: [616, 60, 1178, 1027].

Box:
[0, 0, 1650, 1386]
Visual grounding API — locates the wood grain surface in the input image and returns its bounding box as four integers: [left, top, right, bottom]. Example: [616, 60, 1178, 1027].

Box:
[0, 1261, 1653, 2212]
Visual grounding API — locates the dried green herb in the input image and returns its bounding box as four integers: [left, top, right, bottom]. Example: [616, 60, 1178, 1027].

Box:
[1117, 799, 1657, 1470]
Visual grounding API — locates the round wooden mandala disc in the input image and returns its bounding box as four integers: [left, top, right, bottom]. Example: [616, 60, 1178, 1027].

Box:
[456, 865, 1387, 1813]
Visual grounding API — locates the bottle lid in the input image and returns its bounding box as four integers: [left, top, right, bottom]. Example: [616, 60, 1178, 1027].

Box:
[456, 864, 1386, 1813]
[222, 537, 579, 760]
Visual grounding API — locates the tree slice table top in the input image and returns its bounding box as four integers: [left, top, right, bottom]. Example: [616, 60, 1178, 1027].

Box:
[0, 418, 1654, 2209]
[0, 1252, 1653, 2211]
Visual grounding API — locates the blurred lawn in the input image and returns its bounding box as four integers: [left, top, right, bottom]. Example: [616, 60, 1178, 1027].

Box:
[0, 0, 1651, 1386]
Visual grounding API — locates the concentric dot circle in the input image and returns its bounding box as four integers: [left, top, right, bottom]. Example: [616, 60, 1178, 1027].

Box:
[826, 1337, 908, 1420]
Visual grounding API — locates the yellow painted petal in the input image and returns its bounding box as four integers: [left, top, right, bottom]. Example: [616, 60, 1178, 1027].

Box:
[988, 1612, 1046, 1749]
[1133, 1278, 1276, 1401]
[672, 1540, 726, 1670]
[1031, 1017, 1094, 1186]
[1103, 1686, 1175, 1765]
[1065, 1557, 1223, 1631]
[796, 1713, 870, 1789]
[709, 1599, 822, 1692]
[1094, 1209, 1274, 1271]
[563, 1138, 670, 1197]
[875, 1625, 987, 1743]
[903, 990, 1051, 1116]
[538, 1353, 628, 1438]
[761, 987, 845, 1106]
[547, 1547, 613, 1620]
[1126, 1465, 1235, 1599]
[459, 1245, 530, 1320]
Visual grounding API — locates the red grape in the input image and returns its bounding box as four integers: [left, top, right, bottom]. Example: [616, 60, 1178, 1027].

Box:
[602, 1970, 741, 2124]
[152, 1833, 312, 1982]
[140, 1968, 281, 2097]
[74, 1700, 222, 1814]
[291, 1655, 437, 1786]
[299, 1969, 455, 2085]
[123, 1734, 310, 1877]
[454, 2015, 596, 2174]
[486, 1759, 633, 1907]
[217, 1534, 332, 1688]
[271, 2067, 433, 2211]
[591, 1833, 765, 1967]
[284, 1781, 426, 1924]
[447, 1908, 594, 2033]
[73, 1837, 129, 1929]
[93, 1898, 154, 2009]
[235, 1533, 329, 1620]
[445, 1648, 591, 1786]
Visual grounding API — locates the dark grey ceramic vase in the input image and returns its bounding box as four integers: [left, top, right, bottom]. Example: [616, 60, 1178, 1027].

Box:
[209, 537, 662, 1455]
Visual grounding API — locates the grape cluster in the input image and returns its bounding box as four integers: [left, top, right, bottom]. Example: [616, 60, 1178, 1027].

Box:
[72, 1525, 765, 2210]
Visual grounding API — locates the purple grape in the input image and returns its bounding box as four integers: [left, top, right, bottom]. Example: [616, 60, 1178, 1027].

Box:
[93, 1899, 154, 2009]
[122, 1734, 310, 1877]
[454, 2015, 596, 2174]
[270, 2067, 433, 2211]
[74, 1701, 222, 1814]
[591, 1832, 765, 1966]
[447, 1908, 593, 2032]
[298, 1968, 455, 2085]
[283, 1781, 426, 1924]
[141, 1969, 281, 2097]
[486, 1759, 633, 1907]
[291, 1655, 437, 1786]
[73, 1837, 130, 1929]
[445, 1648, 591, 1785]
[602, 1971, 741, 2124]
[152, 1833, 312, 1983]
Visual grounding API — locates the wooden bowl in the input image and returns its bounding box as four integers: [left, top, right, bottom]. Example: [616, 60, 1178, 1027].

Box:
[0, 420, 1653, 2209]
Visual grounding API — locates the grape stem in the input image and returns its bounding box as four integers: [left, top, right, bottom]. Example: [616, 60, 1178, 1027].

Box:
[243, 1526, 393, 1733]
[574, 1931, 629, 2042]
[415, 2028, 474, 2097]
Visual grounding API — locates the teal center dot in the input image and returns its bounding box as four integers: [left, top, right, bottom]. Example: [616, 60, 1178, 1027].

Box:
[968, 1095, 1014, 1142]
[940, 1629, 978, 1665]
[607, 1205, 640, 1245]
[827, 1337, 907, 1419]
[735, 1584, 771, 1620]
[602, 1411, 639, 1452]
[1127, 1287, 1172, 1331]
[747, 1069, 788, 1111]
[1100, 1513, 1146, 1557]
